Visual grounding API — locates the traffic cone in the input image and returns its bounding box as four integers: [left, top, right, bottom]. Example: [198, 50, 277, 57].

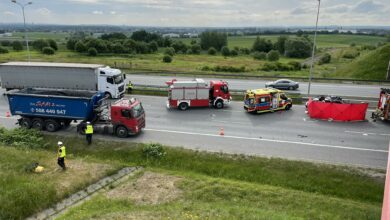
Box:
[219, 127, 224, 136]
[6, 111, 10, 117]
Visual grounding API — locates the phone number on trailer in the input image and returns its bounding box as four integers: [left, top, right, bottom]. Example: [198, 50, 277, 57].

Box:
[31, 108, 66, 115]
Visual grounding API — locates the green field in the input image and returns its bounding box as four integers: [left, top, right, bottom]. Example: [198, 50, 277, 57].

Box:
[0, 128, 384, 219]
[1, 32, 388, 80]
[179, 34, 387, 49]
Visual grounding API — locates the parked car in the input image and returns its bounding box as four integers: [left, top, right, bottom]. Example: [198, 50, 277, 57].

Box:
[265, 79, 299, 90]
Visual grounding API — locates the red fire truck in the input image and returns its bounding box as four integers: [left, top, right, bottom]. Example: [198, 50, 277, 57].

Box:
[372, 88, 390, 121]
[165, 79, 231, 110]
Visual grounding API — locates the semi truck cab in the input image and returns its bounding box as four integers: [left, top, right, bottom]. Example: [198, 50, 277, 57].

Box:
[209, 80, 231, 108]
[98, 67, 125, 99]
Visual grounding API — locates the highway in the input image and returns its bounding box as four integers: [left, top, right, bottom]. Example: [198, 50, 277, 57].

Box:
[1, 89, 389, 168]
[128, 74, 385, 98]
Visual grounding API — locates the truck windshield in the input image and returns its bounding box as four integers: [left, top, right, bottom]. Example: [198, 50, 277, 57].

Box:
[114, 75, 124, 84]
[131, 103, 144, 118]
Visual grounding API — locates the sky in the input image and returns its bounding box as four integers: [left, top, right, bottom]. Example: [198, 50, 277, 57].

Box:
[0, 0, 389, 27]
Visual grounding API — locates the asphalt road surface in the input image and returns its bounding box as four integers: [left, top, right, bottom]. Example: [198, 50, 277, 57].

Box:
[1, 90, 389, 168]
[128, 74, 385, 98]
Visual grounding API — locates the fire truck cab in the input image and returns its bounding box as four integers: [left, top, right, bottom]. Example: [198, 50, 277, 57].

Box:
[372, 88, 390, 121]
[166, 79, 231, 110]
[244, 88, 292, 113]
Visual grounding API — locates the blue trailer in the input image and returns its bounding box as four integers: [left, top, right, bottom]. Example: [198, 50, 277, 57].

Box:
[7, 88, 105, 132]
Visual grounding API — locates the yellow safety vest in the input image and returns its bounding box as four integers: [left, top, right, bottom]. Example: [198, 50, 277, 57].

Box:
[58, 146, 66, 158]
[85, 125, 94, 134]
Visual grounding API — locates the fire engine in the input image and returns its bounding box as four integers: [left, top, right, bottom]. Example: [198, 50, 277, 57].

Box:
[165, 79, 231, 110]
[244, 88, 292, 113]
[372, 88, 390, 121]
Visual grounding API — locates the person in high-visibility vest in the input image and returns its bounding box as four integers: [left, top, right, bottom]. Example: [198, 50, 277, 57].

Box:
[127, 81, 133, 93]
[57, 141, 66, 170]
[85, 121, 94, 145]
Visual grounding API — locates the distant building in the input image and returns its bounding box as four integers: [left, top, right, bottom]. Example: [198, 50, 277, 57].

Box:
[0, 32, 12, 37]
[183, 33, 198, 38]
[162, 33, 180, 38]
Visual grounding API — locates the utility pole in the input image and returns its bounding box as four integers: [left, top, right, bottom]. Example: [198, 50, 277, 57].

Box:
[307, 0, 321, 98]
[387, 59, 390, 80]
[11, 0, 32, 62]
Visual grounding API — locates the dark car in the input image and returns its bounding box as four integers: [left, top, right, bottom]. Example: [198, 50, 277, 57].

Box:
[265, 79, 299, 90]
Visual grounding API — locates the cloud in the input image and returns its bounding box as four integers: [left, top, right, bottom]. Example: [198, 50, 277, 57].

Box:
[110, 11, 117, 15]
[352, 0, 384, 13]
[92, 10, 103, 15]
[37, 8, 51, 16]
[324, 4, 350, 13]
[4, 11, 15, 16]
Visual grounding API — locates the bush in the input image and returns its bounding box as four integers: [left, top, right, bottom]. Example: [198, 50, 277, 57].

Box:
[287, 61, 302, 70]
[267, 50, 280, 61]
[240, 47, 250, 55]
[285, 37, 312, 58]
[66, 39, 77, 50]
[142, 143, 166, 160]
[252, 36, 273, 53]
[0, 40, 11, 46]
[75, 41, 87, 53]
[361, 44, 376, 50]
[88, 47, 98, 56]
[47, 39, 58, 50]
[32, 39, 49, 51]
[230, 49, 239, 56]
[350, 42, 356, 47]
[164, 47, 175, 56]
[221, 46, 230, 56]
[260, 62, 297, 71]
[208, 47, 217, 55]
[318, 53, 331, 65]
[12, 41, 23, 51]
[42, 47, 55, 55]
[190, 44, 201, 54]
[252, 51, 267, 60]
[171, 41, 188, 53]
[148, 41, 159, 52]
[0, 46, 9, 54]
[200, 31, 227, 50]
[162, 55, 172, 63]
[342, 49, 360, 59]
[0, 128, 44, 149]
[207, 65, 246, 72]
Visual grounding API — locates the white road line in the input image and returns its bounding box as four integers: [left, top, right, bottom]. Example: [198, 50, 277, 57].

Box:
[345, 130, 390, 136]
[0, 116, 17, 119]
[144, 128, 388, 153]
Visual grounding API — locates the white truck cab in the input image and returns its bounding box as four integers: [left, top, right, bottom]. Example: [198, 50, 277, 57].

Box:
[98, 66, 125, 99]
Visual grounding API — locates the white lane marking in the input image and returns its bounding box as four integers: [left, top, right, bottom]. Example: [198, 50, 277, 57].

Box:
[144, 128, 388, 153]
[345, 130, 390, 136]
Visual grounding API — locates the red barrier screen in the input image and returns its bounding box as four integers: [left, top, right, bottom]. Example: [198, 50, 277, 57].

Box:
[307, 99, 368, 121]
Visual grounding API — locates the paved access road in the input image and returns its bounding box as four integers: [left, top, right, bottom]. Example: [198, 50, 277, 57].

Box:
[1, 91, 389, 168]
[128, 74, 385, 98]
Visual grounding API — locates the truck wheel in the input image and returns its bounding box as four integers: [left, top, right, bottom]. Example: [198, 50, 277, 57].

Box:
[285, 104, 292, 110]
[32, 118, 44, 130]
[116, 126, 128, 138]
[214, 100, 224, 109]
[45, 119, 59, 132]
[178, 102, 188, 111]
[19, 118, 32, 129]
[104, 92, 112, 99]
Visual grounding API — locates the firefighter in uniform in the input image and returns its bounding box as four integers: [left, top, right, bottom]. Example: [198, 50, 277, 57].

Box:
[57, 141, 66, 170]
[85, 121, 94, 145]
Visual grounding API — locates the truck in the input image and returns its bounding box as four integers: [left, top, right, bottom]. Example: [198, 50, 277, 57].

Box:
[244, 88, 292, 113]
[0, 62, 126, 99]
[6, 88, 145, 138]
[372, 88, 390, 121]
[165, 78, 231, 110]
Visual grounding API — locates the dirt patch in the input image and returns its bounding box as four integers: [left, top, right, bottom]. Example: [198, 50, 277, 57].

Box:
[38, 158, 114, 196]
[106, 171, 182, 205]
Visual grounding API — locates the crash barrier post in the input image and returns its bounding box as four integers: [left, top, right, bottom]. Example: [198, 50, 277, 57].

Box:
[382, 142, 390, 220]
[307, 98, 369, 121]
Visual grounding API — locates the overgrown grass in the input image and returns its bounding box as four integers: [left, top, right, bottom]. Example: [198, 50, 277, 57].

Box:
[44, 135, 384, 204]
[0, 128, 120, 220]
[58, 171, 381, 219]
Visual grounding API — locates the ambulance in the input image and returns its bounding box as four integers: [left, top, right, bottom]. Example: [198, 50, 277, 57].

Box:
[244, 88, 292, 113]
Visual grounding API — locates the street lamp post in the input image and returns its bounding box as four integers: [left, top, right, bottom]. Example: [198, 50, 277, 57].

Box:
[11, 0, 32, 62]
[307, 0, 321, 98]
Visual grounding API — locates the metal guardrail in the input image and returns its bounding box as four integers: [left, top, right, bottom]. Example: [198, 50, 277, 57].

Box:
[128, 71, 390, 84]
